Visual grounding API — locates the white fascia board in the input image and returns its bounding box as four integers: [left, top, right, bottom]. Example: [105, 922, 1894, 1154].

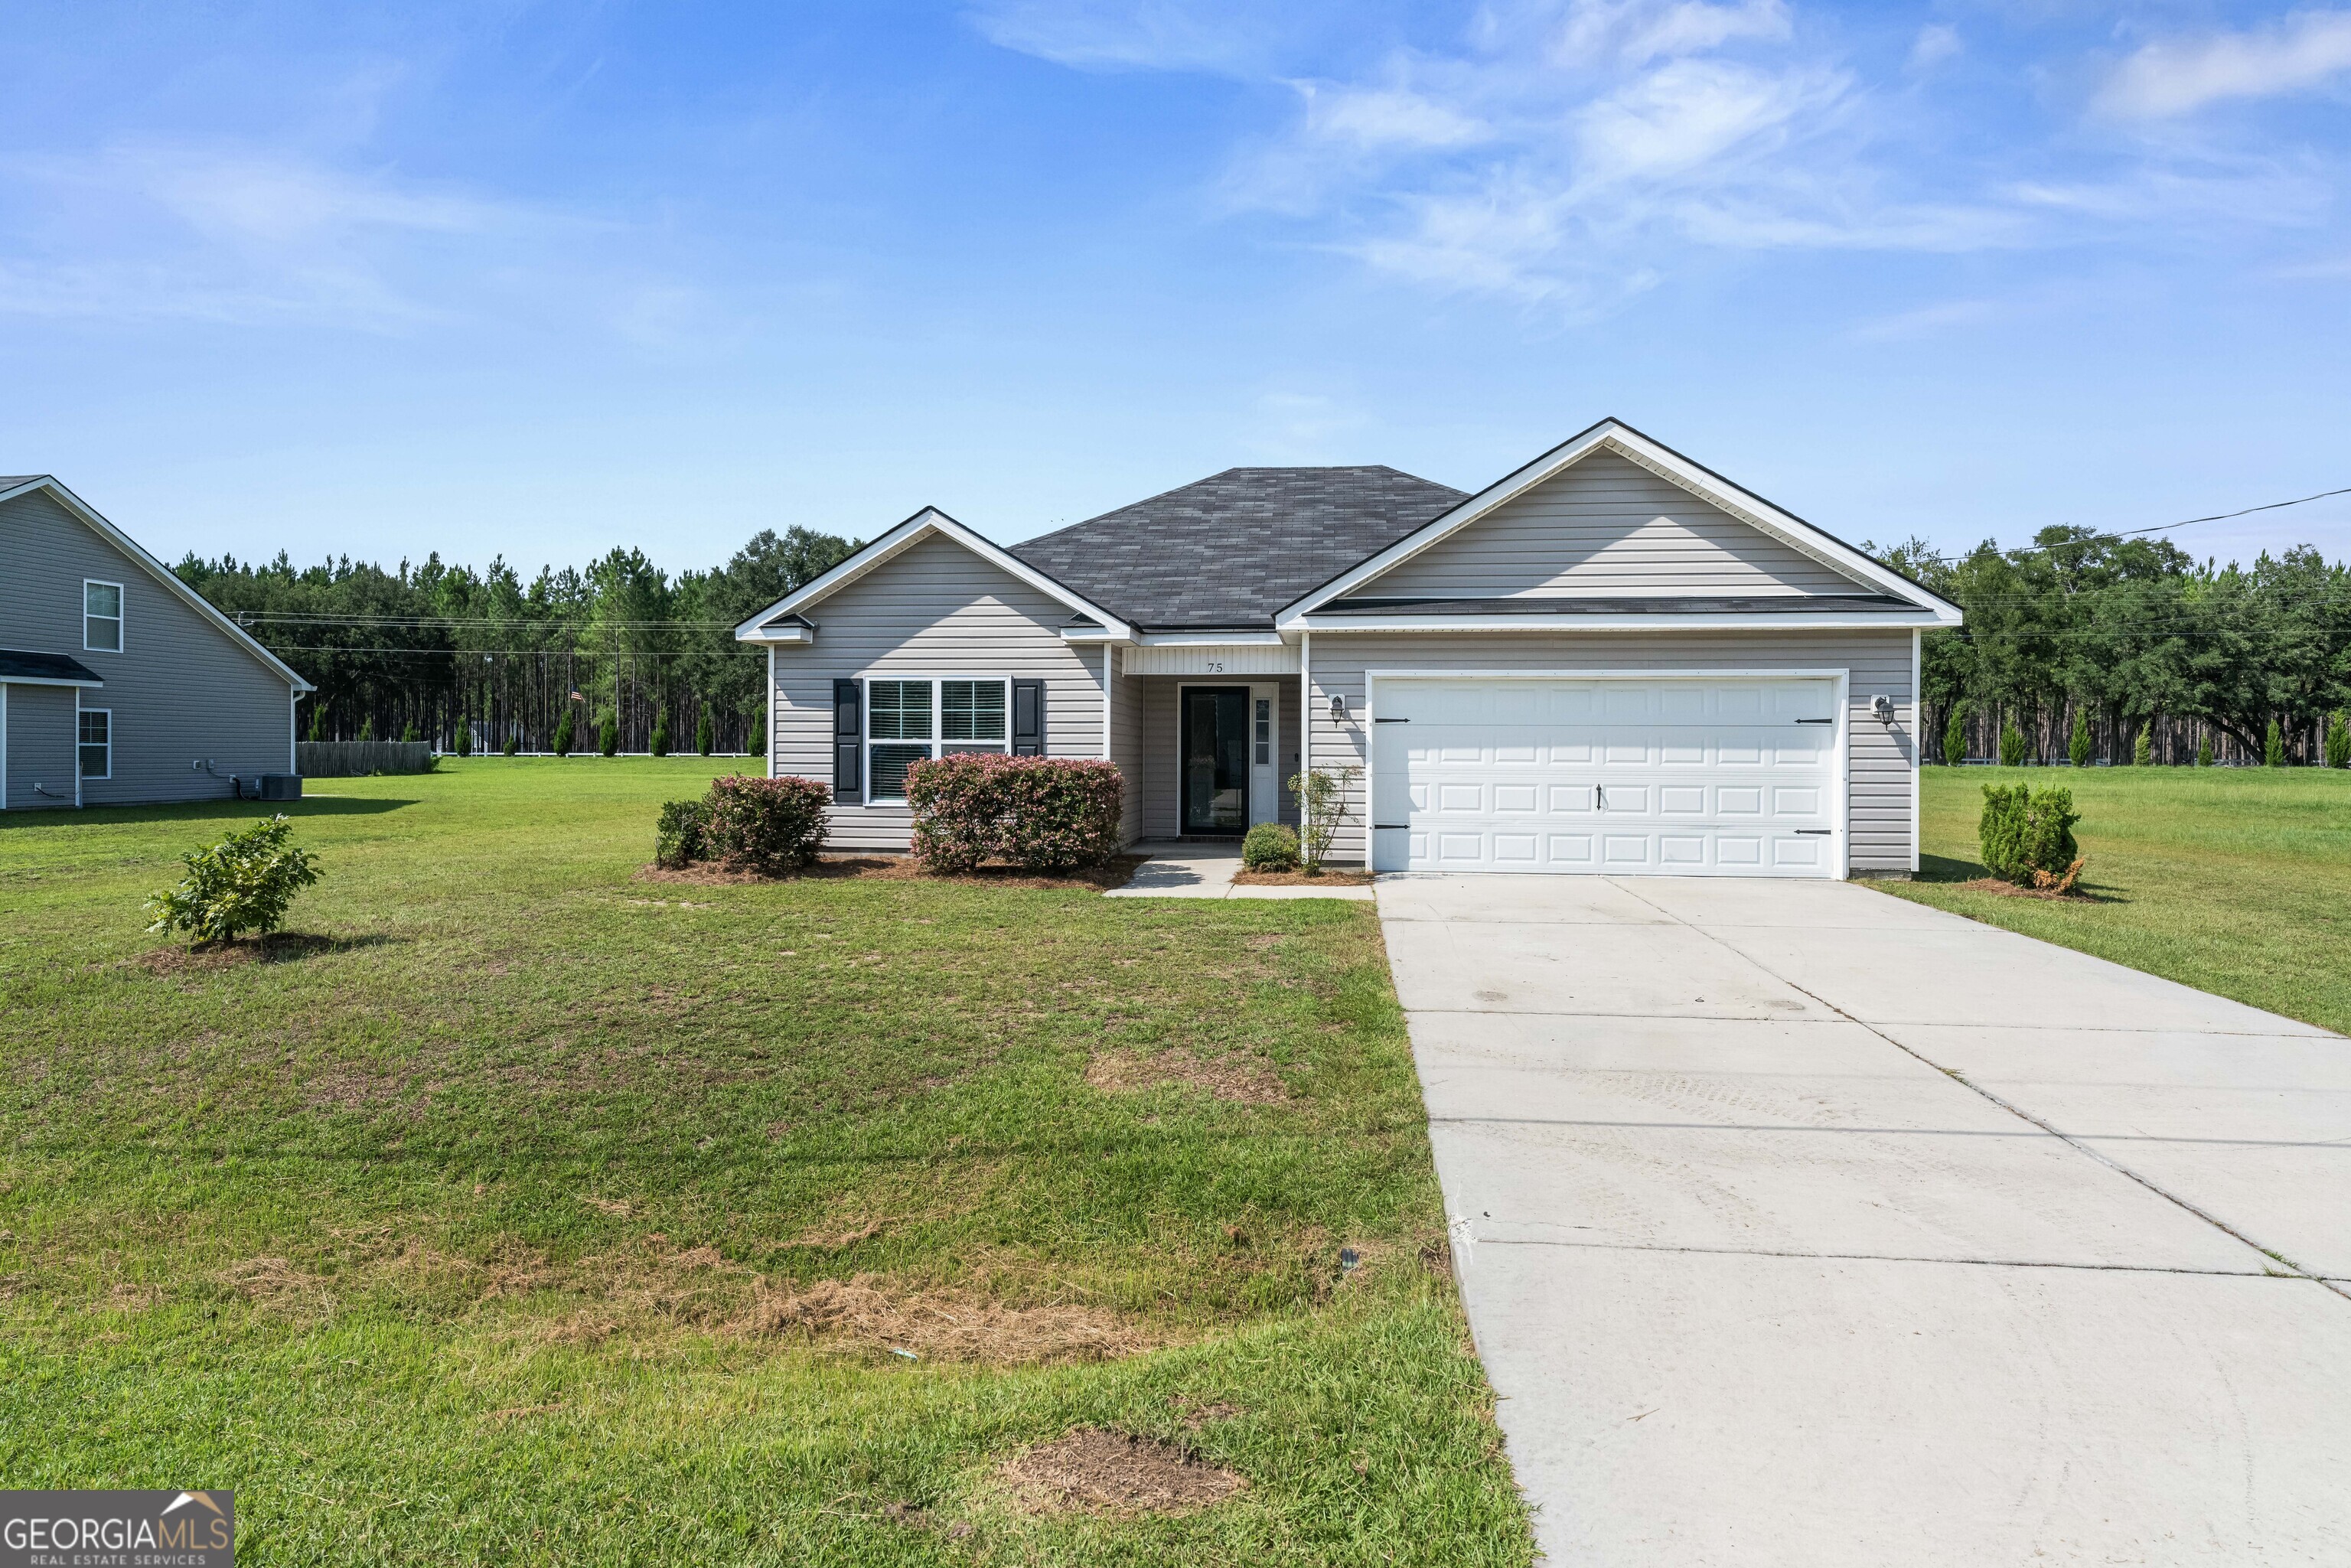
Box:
[0, 673, 106, 689]
[1296, 612, 1946, 634]
[1133, 630, 1287, 647]
[1058, 625, 1123, 644]
[1, 476, 317, 692]
[1273, 419, 1963, 627]
[761, 624, 815, 644]
[733, 506, 1133, 643]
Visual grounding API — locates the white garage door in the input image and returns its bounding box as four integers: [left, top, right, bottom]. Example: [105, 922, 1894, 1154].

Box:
[1370, 676, 1842, 877]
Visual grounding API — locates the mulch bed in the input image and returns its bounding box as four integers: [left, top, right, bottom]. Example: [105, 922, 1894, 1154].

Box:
[1230, 869, 1374, 887]
[637, 855, 1147, 892]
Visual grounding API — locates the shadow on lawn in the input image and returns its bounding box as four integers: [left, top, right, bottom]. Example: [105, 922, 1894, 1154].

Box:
[1909, 852, 2128, 905]
[129, 931, 406, 974]
[0, 797, 418, 832]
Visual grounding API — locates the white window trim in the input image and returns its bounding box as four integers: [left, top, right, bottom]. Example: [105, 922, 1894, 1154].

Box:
[84, 579, 126, 654]
[78, 706, 113, 782]
[863, 676, 1012, 804]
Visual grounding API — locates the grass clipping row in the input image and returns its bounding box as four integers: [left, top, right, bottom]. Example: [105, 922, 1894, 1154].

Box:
[743, 1273, 1156, 1366]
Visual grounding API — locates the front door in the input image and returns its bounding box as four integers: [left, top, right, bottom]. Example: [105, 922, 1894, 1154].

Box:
[1182, 686, 1251, 834]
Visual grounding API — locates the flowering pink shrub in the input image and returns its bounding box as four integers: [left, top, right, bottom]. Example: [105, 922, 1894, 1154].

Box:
[700, 774, 831, 873]
[906, 754, 1123, 873]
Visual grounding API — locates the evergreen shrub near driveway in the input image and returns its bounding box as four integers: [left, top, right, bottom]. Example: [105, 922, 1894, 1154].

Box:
[906, 754, 1123, 873]
[700, 775, 830, 873]
[1980, 783, 2083, 890]
[1243, 821, 1301, 871]
[654, 798, 710, 869]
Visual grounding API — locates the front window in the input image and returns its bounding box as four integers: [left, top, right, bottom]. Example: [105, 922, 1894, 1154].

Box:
[84, 582, 122, 652]
[78, 709, 111, 780]
[866, 678, 1010, 801]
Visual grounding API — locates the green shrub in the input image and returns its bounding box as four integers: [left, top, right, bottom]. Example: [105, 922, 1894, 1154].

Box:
[747, 707, 766, 758]
[702, 774, 831, 874]
[2265, 719, 2285, 768]
[1942, 703, 1968, 767]
[598, 714, 620, 757]
[401, 722, 419, 743]
[696, 711, 715, 757]
[2132, 725, 2151, 767]
[651, 717, 672, 758]
[552, 710, 576, 757]
[1979, 784, 2082, 889]
[305, 704, 328, 743]
[1242, 821, 1300, 872]
[360, 716, 376, 742]
[1998, 721, 2028, 766]
[1288, 765, 1360, 875]
[2329, 712, 2350, 770]
[503, 732, 520, 756]
[906, 755, 1124, 873]
[455, 727, 474, 758]
[144, 815, 323, 946]
[654, 798, 710, 869]
[2068, 710, 2092, 768]
[2196, 734, 2212, 767]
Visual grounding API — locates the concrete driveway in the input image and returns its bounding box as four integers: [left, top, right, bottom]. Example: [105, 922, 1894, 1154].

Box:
[1379, 875, 2351, 1565]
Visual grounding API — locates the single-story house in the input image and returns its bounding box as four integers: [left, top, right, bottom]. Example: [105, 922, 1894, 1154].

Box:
[1, 475, 311, 810]
[735, 419, 1962, 879]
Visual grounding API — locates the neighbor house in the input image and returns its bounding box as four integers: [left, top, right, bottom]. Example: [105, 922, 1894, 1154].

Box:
[1, 475, 311, 810]
[734, 419, 1962, 879]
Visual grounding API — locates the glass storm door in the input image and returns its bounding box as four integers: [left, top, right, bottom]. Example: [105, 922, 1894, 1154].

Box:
[1182, 686, 1251, 833]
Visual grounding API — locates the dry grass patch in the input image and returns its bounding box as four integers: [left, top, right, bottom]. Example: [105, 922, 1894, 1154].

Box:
[1000, 1428, 1247, 1515]
[1087, 1048, 1289, 1105]
[1231, 869, 1374, 887]
[739, 1273, 1158, 1366]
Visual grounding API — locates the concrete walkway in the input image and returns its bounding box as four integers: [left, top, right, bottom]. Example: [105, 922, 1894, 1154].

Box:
[1104, 841, 1374, 901]
[1379, 874, 2351, 1565]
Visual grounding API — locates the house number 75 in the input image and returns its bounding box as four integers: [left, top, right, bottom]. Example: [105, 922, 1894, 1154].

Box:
[1204, 660, 1224, 672]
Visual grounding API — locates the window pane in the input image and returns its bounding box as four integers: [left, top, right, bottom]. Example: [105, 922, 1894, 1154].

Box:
[79, 712, 109, 745]
[869, 743, 931, 800]
[85, 614, 121, 652]
[942, 680, 1006, 742]
[869, 680, 931, 742]
[941, 743, 1006, 755]
[85, 583, 120, 618]
[80, 745, 108, 778]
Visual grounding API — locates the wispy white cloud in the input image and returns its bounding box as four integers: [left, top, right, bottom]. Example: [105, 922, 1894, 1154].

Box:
[966, 0, 1289, 73]
[0, 142, 604, 331]
[1907, 24, 1960, 73]
[2095, 10, 2351, 119]
[1552, 0, 1790, 67]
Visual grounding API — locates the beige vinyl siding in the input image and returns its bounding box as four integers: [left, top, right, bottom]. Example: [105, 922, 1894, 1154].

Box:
[1365, 451, 1864, 600]
[1304, 629, 1918, 873]
[5, 683, 79, 808]
[768, 533, 1106, 851]
[1, 489, 295, 807]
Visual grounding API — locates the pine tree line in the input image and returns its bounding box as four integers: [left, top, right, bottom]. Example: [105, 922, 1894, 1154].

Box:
[1880, 526, 2351, 767]
[176, 528, 856, 755]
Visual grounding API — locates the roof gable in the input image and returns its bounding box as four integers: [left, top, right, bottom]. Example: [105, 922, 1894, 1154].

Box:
[0, 476, 314, 691]
[1361, 448, 1869, 599]
[1280, 420, 1961, 625]
[1008, 467, 1462, 630]
[735, 506, 1132, 642]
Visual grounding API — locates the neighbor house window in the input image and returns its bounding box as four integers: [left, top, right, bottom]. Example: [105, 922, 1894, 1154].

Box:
[865, 678, 1010, 801]
[84, 581, 123, 652]
[78, 709, 111, 780]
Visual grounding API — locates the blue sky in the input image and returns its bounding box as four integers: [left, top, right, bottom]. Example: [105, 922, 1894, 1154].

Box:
[5, 1, 2349, 575]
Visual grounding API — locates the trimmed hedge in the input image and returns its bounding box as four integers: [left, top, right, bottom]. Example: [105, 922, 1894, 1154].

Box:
[906, 754, 1123, 874]
[655, 774, 830, 874]
[1979, 783, 2082, 888]
[1242, 822, 1299, 872]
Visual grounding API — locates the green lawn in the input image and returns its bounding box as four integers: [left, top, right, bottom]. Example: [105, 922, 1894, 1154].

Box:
[0, 760, 1531, 1566]
[1870, 766, 2351, 1035]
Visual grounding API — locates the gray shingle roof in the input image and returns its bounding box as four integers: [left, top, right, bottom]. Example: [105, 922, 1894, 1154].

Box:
[1321, 594, 1917, 616]
[1009, 466, 1465, 630]
[0, 649, 104, 684]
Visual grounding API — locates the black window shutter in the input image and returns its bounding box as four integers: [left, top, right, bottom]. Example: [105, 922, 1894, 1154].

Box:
[833, 680, 862, 802]
[1011, 679, 1045, 756]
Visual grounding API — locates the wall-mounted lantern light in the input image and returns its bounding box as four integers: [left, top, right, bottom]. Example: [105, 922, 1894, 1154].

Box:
[1871, 695, 1895, 723]
[1329, 694, 1349, 722]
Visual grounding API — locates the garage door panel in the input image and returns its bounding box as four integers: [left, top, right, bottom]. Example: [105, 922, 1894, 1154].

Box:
[1374, 677, 1841, 878]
